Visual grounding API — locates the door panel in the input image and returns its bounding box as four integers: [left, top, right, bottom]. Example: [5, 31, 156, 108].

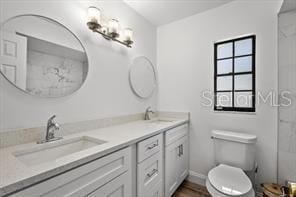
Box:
[0, 31, 27, 89]
[178, 135, 189, 181]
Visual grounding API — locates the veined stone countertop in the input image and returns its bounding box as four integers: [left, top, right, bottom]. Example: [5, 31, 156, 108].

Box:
[0, 116, 189, 196]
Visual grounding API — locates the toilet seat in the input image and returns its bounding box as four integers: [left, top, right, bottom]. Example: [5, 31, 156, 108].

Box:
[206, 178, 255, 197]
[207, 164, 253, 196]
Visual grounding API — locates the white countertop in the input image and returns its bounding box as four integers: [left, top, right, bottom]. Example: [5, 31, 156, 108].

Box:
[0, 117, 188, 196]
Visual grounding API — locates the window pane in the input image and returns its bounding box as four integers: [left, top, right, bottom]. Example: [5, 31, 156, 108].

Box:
[217, 43, 232, 59]
[234, 92, 253, 108]
[217, 76, 232, 91]
[234, 74, 252, 90]
[216, 92, 232, 107]
[217, 59, 232, 74]
[235, 38, 252, 56]
[234, 56, 252, 73]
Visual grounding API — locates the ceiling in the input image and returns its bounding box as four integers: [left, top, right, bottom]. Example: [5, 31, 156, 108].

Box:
[280, 0, 296, 13]
[123, 0, 233, 26]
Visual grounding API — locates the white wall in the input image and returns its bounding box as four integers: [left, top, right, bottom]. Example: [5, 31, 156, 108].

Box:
[0, 0, 157, 131]
[157, 0, 282, 186]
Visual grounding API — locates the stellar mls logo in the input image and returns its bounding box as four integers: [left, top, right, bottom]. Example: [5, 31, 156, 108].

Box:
[201, 90, 292, 108]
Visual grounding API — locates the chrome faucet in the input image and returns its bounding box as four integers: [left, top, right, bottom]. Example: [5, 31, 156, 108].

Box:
[144, 107, 155, 120]
[37, 115, 62, 144]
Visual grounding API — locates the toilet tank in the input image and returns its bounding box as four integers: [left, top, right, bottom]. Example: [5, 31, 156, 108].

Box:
[212, 130, 257, 171]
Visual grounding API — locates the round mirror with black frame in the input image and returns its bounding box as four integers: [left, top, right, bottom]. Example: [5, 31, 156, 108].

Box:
[0, 15, 89, 98]
[129, 56, 157, 99]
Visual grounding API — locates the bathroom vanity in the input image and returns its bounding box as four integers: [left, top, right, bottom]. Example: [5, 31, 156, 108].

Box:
[0, 116, 189, 197]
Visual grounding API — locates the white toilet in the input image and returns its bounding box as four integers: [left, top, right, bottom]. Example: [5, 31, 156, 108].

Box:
[206, 130, 257, 197]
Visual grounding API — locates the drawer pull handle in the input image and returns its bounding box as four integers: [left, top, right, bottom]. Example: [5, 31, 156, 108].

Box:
[147, 168, 158, 178]
[180, 144, 183, 156]
[147, 143, 158, 150]
[178, 144, 184, 157]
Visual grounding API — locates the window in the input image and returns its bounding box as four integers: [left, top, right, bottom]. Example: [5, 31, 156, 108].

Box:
[214, 35, 255, 112]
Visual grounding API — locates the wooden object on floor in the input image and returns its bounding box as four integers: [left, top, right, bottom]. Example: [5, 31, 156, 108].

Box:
[173, 180, 211, 197]
[261, 183, 284, 197]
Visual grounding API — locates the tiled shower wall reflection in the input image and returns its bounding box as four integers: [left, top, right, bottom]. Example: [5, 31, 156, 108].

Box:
[26, 50, 86, 97]
[278, 10, 296, 184]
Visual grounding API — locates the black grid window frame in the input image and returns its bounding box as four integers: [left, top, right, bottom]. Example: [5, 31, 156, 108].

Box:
[214, 35, 256, 112]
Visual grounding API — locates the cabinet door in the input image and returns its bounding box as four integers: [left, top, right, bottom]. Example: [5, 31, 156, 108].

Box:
[88, 172, 131, 197]
[178, 135, 189, 182]
[165, 140, 179, 197]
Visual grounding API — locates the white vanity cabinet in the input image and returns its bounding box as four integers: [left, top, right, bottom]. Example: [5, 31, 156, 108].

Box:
[6, 121, 189, 197]
[164, 124, 189, 197]
[11, 147, 132, 197]
[137, 133, 163, 197]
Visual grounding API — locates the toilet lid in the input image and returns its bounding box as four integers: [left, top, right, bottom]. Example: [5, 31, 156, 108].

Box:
[208, 164, 252, 196]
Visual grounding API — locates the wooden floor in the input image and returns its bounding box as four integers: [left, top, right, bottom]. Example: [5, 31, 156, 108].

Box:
[173, 181, 211, 197]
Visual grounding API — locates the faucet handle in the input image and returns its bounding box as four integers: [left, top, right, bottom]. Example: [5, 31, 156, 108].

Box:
[48, 115, 56, 123]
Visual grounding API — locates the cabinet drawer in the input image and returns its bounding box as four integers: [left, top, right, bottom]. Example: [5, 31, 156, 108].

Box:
[12, 147, 131, 197]
[137, 151, 163, 196]
[150, 181, 163, 197]
[138, 180, 163, 197]
[165, 124, 188, 146]
[88, 171, 131, 197]
[137, 133, 163, 163]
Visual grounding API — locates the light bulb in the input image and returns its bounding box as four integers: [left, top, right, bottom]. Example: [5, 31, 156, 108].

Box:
[108, 19, 119, 34]
[123, 28, 133, 42]
[87, 6, 101, 24]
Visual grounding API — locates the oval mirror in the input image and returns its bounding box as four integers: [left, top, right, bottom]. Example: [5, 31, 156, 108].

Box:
[0, 15, 88, 98]
[129, 56, 157, 98]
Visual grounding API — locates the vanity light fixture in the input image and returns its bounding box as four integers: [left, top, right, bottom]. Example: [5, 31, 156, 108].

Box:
[87, 6, 133, 48]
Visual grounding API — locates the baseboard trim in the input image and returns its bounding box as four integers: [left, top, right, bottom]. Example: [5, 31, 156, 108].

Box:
[186, 170, 207, 186]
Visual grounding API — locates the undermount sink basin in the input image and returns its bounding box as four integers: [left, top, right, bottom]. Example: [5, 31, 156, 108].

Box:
[13, 136, 106, 166]
[148, 119, 175, 124]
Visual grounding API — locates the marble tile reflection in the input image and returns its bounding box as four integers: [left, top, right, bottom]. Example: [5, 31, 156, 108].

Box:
[26, 50, 85, 97]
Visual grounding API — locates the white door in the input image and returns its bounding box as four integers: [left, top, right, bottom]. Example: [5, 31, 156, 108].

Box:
[0, 31, 27, 89]
[178, 135, 189, 182]
[165, 140, 179, 197]
[88, 172, 131, 197]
